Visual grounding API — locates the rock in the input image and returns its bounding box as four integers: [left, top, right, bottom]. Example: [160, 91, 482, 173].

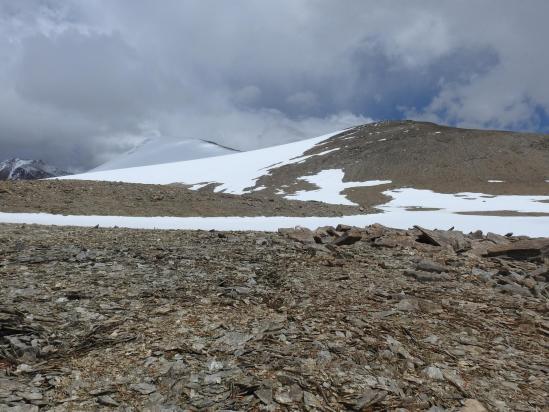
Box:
[303, 391, 322, 408]
[404, 270, 451, 282]
[97, 395, 120, 407]
[470, 230, 483, 239]
[217, 331, 253, 348]
[16, 391, 43, 401]
[204, 372, 223, 385]
[336, 224, 352, 232]
[496, 284, 532, 297]
[486, 232, 510, 245]
[255, 237, 269, 246]
[416, 260, 450, 273]
[353, 389, 388, 410]
[0, 405, 40, 412]
[278, 227, 316, 244]
[484, 238, 549, 260]
[458, 399, 488, 412]
[288, 383, 303, 402]
[414, 226, 471, 252]
[255, 387, 273, 405]
[129, 382, 157, 395]
[274, 387, 294, 405]
[472, 268, 496, 282]
[332, 229, 362, 246]
[396, 298, 420, 312]
[530, 265, 549, 281]
[422, 366, 444, 380]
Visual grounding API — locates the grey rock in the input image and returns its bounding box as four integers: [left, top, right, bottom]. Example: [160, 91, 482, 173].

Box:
[423, 366, 444, 380]
[353, 389, 388, 410]
[332, 229, 362, 246]
[254, 387, 273, 405]
[416, 260, 450, 273]
[404, 270, 451, 282]
[97, 395, 119, 407]
[129, 383, 157, 395]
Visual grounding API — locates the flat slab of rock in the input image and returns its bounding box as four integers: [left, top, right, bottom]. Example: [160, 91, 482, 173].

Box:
[278, 227, 315, 244]
[484, 238, 549, 260]
[414, 226, 471, 252]
[416, 260, 450, 273]
[404, 270, 451, 282]
[332, 229, 362, 246]
[129, 383, 157, 395]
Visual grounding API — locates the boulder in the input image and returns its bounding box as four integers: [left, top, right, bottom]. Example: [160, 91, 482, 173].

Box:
[332, 229, 362, 246]
[278, 227, 315, 244]
[484, 238, 549, 260]
[414, 226, 471, 252]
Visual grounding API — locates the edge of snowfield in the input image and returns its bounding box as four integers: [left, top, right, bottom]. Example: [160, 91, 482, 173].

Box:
[0, 210, 548, 236]
[59, 130, 348, 193]
[2, 185, 549, 236]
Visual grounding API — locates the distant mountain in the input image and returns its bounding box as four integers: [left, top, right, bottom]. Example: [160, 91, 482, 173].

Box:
[91, 138, 239, 172]
[0, 158, 70, 180]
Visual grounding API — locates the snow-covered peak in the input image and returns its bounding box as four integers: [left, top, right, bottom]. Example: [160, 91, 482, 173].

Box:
[61, 129, 347, 192]
[0, 158, 69, 180]
[91, 138, 239, 172]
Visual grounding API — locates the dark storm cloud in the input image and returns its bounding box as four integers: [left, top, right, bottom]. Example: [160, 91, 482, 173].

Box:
[0, 0, 548, 170]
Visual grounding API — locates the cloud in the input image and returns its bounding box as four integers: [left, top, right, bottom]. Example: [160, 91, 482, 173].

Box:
[0, 0, 548, 170]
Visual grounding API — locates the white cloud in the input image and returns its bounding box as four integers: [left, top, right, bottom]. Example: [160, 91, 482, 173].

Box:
[0, 0, 548, 169]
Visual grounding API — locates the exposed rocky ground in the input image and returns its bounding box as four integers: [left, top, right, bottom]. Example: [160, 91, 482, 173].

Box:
[1, 223, 547, 411]
[0, 180, 366, 217]
[251, 121, 549, 203]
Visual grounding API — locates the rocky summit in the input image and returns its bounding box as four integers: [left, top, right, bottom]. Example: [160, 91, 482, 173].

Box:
[1, 223, 547, 411]
[0, 159, 69, 181]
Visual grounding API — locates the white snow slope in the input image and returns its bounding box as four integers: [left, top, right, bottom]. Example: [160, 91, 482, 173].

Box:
[62, 130, 346, 192]
[91, 138, 237, 172]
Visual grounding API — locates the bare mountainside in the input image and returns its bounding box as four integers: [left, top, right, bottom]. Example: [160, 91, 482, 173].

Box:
[252, 120, 549, 203]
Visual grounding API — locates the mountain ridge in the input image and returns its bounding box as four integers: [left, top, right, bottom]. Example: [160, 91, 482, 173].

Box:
[64, 120, 549, 200]
[0, 158, 70, 181]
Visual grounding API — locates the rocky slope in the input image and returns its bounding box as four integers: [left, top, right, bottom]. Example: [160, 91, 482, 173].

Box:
[0, 180, 365, 217]
[253, 120, 549, 203]
[0, 159, 69, 181]
[1, 223, 547, 411]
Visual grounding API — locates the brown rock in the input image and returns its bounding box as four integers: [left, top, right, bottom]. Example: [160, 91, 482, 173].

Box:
[484, 238, 549, 260]
[404, 270, 451, 282]
[458, 399, 488, 412]
[414, 226, 471, 252]
[332, 229, 362, 246]
[336, 223, 352, 232]
[278, 227, 315, 244]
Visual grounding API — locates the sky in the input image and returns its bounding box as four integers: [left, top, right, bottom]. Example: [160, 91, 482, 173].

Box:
[1, 0, 549, 170]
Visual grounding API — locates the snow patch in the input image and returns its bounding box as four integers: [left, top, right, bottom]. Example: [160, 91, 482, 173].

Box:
[285, 169, 391, 205]
[380, 188, 549, 214]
